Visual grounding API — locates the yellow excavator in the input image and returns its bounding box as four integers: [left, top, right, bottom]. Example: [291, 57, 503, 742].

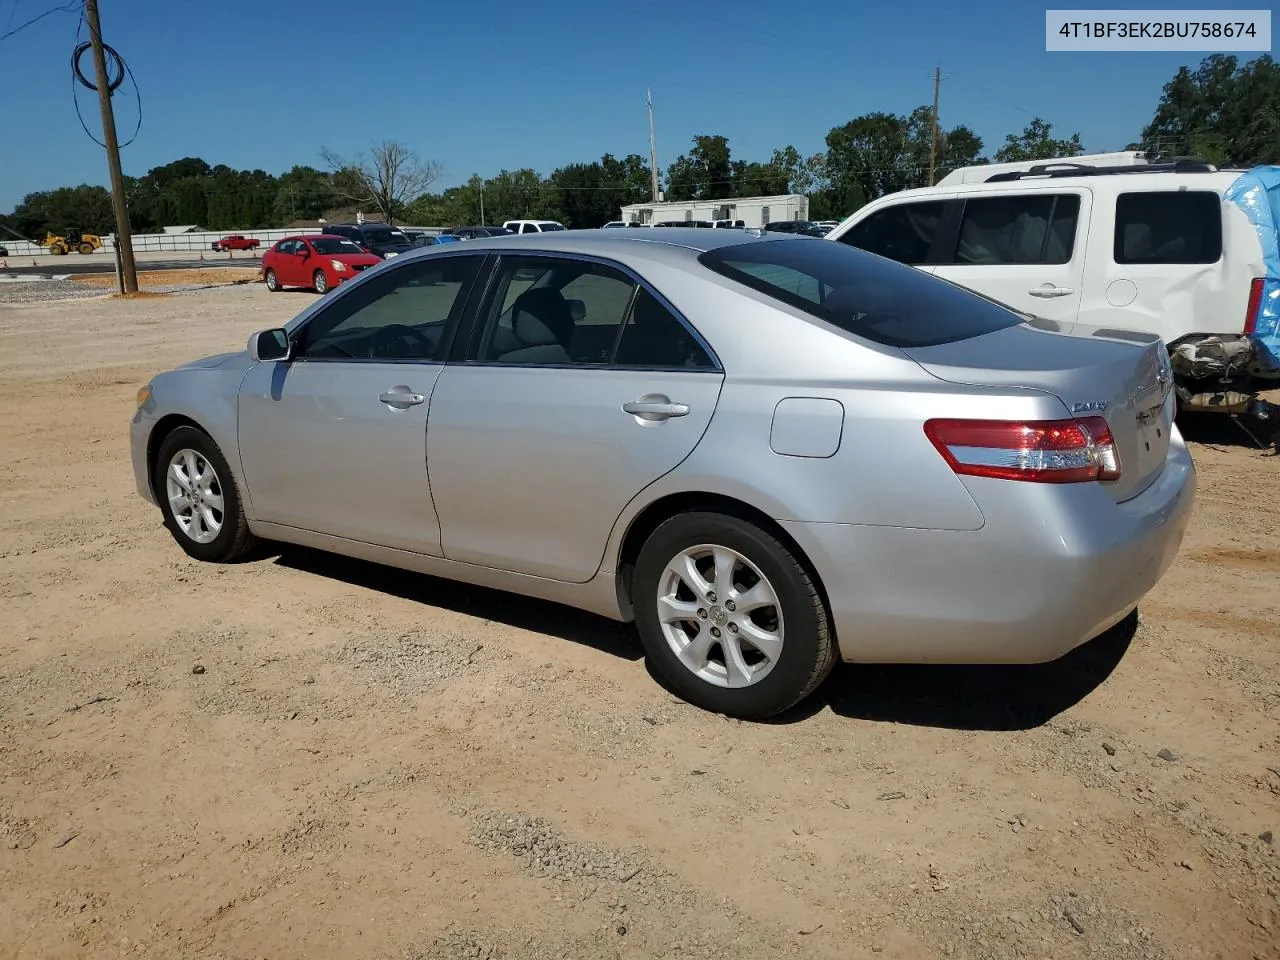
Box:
[41, 229, 104, 255]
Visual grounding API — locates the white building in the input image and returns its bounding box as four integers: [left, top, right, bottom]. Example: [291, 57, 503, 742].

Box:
[620, 194, 808, 228]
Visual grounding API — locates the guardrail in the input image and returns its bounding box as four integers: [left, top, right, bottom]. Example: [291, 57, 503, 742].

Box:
[0, 225, 447, 258]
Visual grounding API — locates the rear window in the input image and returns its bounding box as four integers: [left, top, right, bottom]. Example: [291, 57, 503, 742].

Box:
[698, 238, 1023, 348]
[1114, 191, 1222, 264]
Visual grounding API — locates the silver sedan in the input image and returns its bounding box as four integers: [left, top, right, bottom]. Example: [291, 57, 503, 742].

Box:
[130, 228, 1195, 719]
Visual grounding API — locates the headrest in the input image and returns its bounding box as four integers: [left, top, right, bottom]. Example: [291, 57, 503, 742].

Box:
[511, 288, 573, 346]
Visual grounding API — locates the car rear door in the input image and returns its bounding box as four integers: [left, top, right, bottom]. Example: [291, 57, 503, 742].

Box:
[425, 253, 725, 583]
[236, 253, 485, 555]
[930, 189, 1092, 331]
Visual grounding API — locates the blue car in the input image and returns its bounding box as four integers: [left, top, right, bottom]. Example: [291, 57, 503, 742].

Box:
[411, 234, 461, 248]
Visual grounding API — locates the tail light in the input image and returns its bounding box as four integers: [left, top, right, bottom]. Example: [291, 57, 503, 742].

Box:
[924, 417, 1122, 483]
[1244, 277, 1264, 335]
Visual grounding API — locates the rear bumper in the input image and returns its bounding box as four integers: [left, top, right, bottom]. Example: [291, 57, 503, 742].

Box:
[781, 432, 1197, 664]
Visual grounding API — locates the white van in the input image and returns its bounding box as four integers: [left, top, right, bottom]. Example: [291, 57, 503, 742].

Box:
[826, 155, 1280, 414]
[503, 219, 567, 234]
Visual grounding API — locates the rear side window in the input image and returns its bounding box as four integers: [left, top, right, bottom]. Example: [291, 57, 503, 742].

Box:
[1114, 191, 1222, 264]
[699, 239, 1022, 348]
[836, 201, 946, 265]
[954, 194, 1080, 265]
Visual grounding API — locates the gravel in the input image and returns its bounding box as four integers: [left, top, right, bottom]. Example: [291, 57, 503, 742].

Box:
[468, 810, 646, 885]
[0, 281, 110, 304]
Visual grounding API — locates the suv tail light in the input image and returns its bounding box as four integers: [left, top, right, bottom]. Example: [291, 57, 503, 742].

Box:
[1244, 277, 1264, 335]
[924, 417, 1122, 483]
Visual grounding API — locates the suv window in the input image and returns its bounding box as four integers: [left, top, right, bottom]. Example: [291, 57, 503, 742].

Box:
[1114, 191, 1222, 264]
[698, 238, 1022, 348]
[953, 194, 1081, 265]
[837, 201, 946, 265]
[298, 255, 481, 361]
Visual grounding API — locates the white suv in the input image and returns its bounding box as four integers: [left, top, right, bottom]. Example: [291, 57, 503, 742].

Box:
[503, 219, 567, 234]
[826, 154, 1280, 414]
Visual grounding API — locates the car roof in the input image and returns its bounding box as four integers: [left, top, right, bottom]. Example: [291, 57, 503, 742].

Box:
[389, 227, 798, 269]
[870, 170, 1242, 203]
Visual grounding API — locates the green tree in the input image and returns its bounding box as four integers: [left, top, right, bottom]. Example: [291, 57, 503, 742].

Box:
[1140, 54, 1280, 164]
[993, 117, 1084, 163]
[7, 185, 115, 238]
[273, 166, 335, 224]
[665, 135, 733, 201]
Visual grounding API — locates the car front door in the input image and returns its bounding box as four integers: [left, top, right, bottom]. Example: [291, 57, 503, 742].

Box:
[426, 254, 725, 582]
[271, 240, 300, 285]
[930, 190, 1091, 331]
[236, 253, 485, 554]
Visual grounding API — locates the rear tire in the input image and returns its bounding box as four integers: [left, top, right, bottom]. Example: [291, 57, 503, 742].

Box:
[264, 268, 280, 292]
[313, 269, 329, 294]
[632, 511, 836, 720]
[154, 426, 258, 563]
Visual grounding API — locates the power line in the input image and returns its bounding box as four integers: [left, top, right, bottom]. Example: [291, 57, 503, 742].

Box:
[0, 0, 77, 42]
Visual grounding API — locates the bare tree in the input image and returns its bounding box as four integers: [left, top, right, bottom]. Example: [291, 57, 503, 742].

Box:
[319, 140, 442, 225]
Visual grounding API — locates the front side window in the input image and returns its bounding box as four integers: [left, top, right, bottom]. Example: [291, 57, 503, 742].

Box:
[699, 238, 1022, 348]
[475, 256, 714, 368]
[837, 201, 946, 266]
[275, 240, 298, 255]
[953, 194, 1081, 265]
[1114, 191, 1222, 264]
[298, 255, 481, 361]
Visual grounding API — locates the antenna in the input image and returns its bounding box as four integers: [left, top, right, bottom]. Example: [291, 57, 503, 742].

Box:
[647, 87, 660, 202]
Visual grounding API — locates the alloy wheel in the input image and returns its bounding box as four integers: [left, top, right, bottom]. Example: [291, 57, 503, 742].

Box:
[656, 544, 785, 688]
[165, 448, 225, 544]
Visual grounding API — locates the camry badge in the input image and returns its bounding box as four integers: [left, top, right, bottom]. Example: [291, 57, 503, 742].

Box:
[1072, 400, 1109, 413]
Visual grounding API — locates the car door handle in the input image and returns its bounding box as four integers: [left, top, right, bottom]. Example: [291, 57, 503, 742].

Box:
[622, 396, 689, 420]
[1028, 284, 1075, 298]
[379, 390, 425, 407]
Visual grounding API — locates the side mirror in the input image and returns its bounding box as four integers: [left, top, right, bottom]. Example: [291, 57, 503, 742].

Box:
[298, 247, 310, 258]
[248, 328, 291, 362]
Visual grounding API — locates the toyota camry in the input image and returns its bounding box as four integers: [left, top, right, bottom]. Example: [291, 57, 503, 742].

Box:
[130, 228, 1195, 719]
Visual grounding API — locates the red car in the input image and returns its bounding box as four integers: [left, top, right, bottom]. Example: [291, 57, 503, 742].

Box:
[262, 234, 382, 294]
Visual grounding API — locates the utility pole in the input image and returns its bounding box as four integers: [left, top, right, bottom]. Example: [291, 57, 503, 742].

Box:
[479, 180, 485, 224]
[647, 88, 660, 202]
[928, 66, 941, 187]
[85, 0, 137, 293]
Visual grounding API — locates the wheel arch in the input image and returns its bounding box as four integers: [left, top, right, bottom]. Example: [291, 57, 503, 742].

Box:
[614, 491, 834, 637]
[146, 414, 209, 500]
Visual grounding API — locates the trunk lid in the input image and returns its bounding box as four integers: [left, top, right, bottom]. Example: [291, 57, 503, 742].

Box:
[903, 321, 1175, 503]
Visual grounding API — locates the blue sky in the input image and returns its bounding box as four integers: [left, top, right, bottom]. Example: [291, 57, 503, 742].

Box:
[0, 0, 1267, 211]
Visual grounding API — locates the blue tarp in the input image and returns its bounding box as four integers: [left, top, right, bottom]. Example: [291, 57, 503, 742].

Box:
[1223, 165, 1280, 373]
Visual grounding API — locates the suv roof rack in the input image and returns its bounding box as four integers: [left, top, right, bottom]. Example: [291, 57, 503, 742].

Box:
[985, 159, 1217, 182]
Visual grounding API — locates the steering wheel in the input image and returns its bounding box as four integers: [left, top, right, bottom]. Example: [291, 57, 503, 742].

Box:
[368, 323, 435, 359]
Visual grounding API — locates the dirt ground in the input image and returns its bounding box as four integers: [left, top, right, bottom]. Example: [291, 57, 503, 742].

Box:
[1, 284, 1278, 960]
[70, 268, 261, 290]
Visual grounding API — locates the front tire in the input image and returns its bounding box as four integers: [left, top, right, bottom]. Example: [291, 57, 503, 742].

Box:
[154, 426, 257, 563]
[264, 268, 280, 292]
[632, 511, 836, 720]
[313, 269, 329, 294]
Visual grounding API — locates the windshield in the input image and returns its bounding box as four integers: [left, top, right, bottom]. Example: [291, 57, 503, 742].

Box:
[698, 238, 1023, 348]
[311, 237, 365, 255]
